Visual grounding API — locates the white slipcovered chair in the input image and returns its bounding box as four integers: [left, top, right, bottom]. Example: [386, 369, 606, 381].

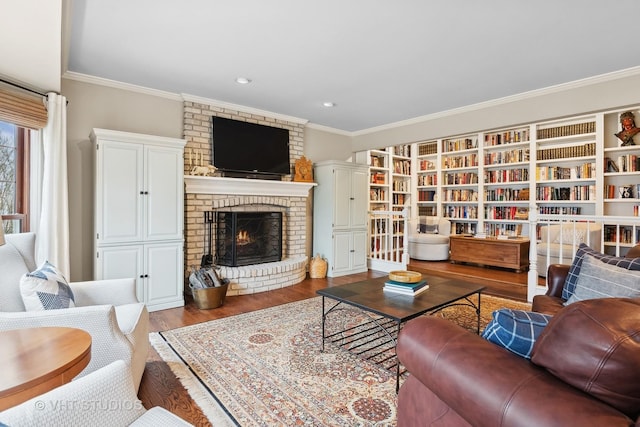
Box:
[0, 360, 192, 426]
[536, 223, 602, 277]
[408, 216, 452, 261]
[0, 233, 149, 390]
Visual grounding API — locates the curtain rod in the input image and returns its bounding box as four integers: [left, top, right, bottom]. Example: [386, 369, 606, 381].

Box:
[0, 77, 47, 98]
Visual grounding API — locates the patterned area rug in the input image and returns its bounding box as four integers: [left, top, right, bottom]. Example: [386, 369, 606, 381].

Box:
[152, 294, 530, 426]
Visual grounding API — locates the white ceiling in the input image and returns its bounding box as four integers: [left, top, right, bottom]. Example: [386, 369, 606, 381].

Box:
[66, 1, 640, 133]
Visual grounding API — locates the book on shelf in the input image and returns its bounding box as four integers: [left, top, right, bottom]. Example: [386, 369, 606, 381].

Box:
[383, 280, 430, 296]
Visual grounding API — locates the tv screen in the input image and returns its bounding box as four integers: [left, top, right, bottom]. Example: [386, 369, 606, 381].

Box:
[212, 116, 290, 176]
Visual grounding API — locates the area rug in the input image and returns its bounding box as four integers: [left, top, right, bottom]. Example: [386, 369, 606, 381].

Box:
[151, 294, 530, 426]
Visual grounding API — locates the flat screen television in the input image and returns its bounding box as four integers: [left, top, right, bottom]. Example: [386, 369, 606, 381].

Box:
[212, 116, 290, 177]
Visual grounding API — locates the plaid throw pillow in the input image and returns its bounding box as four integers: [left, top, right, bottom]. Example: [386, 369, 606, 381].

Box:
[481, 309, 553, 359]
[563, 244, 640, 301]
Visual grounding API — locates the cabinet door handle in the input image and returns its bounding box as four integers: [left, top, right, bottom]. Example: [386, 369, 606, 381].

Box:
[139, 274, 149, 278]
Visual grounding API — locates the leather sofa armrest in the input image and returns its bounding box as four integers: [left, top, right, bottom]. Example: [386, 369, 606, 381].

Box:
[396, 316, 632, 427]
[546, 263, 570, 297]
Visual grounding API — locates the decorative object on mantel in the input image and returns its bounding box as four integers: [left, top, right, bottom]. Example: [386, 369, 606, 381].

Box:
[293, 156, 314, 182]
[615, 111, 639, 146]
[187, 148, 217, 176]
[309, 253, 328, 278]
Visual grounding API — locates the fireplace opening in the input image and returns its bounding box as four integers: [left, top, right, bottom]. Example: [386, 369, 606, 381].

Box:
[215, 211, 283, 267]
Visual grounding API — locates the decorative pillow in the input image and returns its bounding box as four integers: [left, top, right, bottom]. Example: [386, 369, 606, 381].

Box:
[553, 228, 585, 244]
[562, 243, 640, 300]
[565, 256, 640, 305]
[481, 309, 552, 359]
[418, 223, 439, 234]
[20, 261, 75, 311]
[531, 298, 640, 418]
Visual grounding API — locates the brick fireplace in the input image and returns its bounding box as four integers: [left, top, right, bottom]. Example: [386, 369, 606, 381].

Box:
[182, 98, 314, 296]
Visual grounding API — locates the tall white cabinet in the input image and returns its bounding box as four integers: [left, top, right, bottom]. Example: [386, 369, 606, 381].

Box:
[313, 160, 368, 277]
[91, 128, 186, 312]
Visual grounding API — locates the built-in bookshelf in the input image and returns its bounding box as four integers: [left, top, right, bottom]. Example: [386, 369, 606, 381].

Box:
[415, 141, 438, 216]
[354, 104, 640, 241]
[441, 135, 479, 235]
[482, 126, 531, 237]
[534, 116, 598, 217]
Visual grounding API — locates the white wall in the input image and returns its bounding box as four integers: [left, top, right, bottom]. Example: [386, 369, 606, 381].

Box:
[352, 69, 640, 151]
[304, 126, 353, 162]
[63, 78, 182, 280]
[0, 0, 61, 92]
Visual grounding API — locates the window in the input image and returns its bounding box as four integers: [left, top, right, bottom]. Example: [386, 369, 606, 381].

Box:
[0, 120, 30, 233]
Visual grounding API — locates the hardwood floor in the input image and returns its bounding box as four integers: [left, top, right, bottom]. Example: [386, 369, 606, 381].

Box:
[138, 262, 537, 425]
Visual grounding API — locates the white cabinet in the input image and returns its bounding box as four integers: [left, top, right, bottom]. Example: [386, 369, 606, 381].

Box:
[313, 161, 368, 277]
[91, 128, 186, 312]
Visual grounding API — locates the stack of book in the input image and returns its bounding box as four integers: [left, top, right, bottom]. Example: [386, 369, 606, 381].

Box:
[383, 279, 429, 296]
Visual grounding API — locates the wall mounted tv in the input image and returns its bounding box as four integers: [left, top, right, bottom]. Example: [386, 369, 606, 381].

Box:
[212, 116, 290, 178]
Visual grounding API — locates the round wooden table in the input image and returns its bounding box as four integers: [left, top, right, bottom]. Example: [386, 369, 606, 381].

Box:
[0, 327, 92, 410]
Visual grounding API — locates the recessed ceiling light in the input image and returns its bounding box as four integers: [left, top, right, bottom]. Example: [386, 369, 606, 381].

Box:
[323, 102, 336, 107]
[235, 77, 252, 84]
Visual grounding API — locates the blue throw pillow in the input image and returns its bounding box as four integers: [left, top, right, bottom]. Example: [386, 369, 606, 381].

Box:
[481, 309, 552, 359]
[563, 243, 640, 301]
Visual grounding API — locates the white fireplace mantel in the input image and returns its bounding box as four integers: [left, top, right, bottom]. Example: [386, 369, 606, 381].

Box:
[184, 175, 316, 197]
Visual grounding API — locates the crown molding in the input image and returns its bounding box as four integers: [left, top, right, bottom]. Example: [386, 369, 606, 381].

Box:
[352, 66, 640, 137]
[305, 122, 352, 136]
[181, 93, 308, 125]
[62, 71, 183, 101]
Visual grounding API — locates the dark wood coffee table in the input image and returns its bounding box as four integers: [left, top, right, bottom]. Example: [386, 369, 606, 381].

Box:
[317, 275, 485, 391]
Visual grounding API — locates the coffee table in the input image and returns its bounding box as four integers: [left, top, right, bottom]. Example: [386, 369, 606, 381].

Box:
[0, 327, 92, 410]
[317, 275, 485, 391]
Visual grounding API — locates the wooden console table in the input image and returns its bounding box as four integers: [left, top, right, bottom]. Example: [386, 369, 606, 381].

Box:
[449, 236, 530, 272]
[0, 327, 91, 410]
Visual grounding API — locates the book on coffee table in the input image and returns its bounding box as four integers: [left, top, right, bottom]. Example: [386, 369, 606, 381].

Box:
[383, 279, 429, 296]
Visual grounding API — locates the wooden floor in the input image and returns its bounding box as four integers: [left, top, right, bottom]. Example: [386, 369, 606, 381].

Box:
[139, 261, 536, 425]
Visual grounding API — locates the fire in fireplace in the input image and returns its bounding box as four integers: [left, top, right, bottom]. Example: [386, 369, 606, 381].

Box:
[215, 211, 283, 267]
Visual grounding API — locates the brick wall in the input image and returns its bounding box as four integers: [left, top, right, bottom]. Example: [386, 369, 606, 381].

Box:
[182, 101, 309, 294]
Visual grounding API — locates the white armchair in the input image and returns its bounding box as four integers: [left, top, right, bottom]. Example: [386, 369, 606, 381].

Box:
[0, 360, 192, 426]
[536, 223, 602, 277]
[0, 233, 149, 391]
[408, 216, 452, 261]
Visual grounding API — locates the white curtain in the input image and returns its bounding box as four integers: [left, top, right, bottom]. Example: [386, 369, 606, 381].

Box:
[35, 93, 70, 277]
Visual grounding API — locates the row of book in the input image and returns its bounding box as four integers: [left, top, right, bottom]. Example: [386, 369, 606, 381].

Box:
[484, 168, 529, 184]
[383, 279, 429, 296]
[536, 185, 595, 201]
[537, 206, 582, 215]
[393, 144, 412, 157]
[443, 138, 478, 153]
[483, 148, 529, 165]
[442, 189, 478, 202]
[484, 187, 528, 202]
[536, 122, 596, 140]
[536, 162, 596, 181]
[443, 154, 478, 169]
[417, 174, 437, 186]
[418, 190, 437, 202]
[484, 206, 528, 221]
[606, 155, 640, 173]
[444, 205, 478, 219]
[418, 142, 438, 156]
[444, 172, 479, 185]
[603, 225, 640, 244]
[536, 142, 596, 160]
[485, 129, 530, 146]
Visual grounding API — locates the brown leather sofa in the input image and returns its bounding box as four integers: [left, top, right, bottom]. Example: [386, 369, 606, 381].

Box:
[532, 244, 640, 315]
[396, 298, 640, 427]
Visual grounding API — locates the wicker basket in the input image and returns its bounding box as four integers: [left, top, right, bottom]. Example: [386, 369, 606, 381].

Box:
[309, 253, 328, 278]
